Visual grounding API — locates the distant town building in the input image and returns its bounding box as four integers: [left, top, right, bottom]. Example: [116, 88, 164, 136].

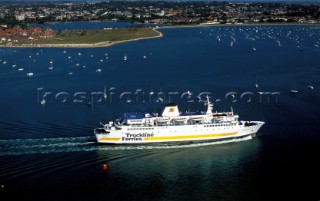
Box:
[15, 14, 26, 21]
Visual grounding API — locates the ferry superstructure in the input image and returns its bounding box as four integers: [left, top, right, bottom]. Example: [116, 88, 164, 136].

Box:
[94, 97, 265, 144]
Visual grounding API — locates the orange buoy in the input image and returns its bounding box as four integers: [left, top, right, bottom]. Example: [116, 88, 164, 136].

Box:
[102, 164, 108, 173]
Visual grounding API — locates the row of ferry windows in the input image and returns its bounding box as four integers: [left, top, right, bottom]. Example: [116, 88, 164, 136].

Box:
[128, 127, 154, 130]
[204, 123, 236, 127]
[127, 123, 236, 130]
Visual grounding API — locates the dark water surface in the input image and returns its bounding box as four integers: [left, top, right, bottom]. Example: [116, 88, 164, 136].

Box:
[1, 24, 320, 200]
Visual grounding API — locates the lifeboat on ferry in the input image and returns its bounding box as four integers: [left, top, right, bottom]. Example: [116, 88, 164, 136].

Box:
[189, 116, 204, 121]
[214, 116, 223, 120]
[156, 117, 171, 123]
[172, 117, 188, 122]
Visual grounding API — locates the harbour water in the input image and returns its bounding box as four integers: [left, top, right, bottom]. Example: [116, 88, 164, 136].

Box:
[1, 24, 320, 200]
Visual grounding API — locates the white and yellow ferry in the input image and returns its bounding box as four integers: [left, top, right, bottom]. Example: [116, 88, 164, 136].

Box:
[94, 97, 264, 144]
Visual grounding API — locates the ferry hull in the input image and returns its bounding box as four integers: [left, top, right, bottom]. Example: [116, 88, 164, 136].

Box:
[95, 121, 264, 145]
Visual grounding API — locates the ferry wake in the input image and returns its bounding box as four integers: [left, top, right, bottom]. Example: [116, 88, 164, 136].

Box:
[94, 96, 264, 144]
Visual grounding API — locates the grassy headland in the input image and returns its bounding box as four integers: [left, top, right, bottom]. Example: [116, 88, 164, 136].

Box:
[15, 27, 162, 48]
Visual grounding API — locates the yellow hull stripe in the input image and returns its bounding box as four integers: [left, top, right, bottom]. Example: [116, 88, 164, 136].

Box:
[144, 132, 238, 141]
[100, 137, 121, 141]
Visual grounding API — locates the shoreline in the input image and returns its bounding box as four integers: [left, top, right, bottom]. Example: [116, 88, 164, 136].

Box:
[0, 22, 318, 48]
[0, 28, 163, 48]
[160, 22, 320, 29]
[0, 27, 163, 49]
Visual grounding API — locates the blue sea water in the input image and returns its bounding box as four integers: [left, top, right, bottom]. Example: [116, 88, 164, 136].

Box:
[0, 23, 320, 201]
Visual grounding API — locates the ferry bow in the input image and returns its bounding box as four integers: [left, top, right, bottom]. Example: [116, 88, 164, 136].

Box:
[94, 97, 264, 144]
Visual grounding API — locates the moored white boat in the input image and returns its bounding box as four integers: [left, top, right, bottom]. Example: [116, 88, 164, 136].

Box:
[94, 96, 265, 144]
